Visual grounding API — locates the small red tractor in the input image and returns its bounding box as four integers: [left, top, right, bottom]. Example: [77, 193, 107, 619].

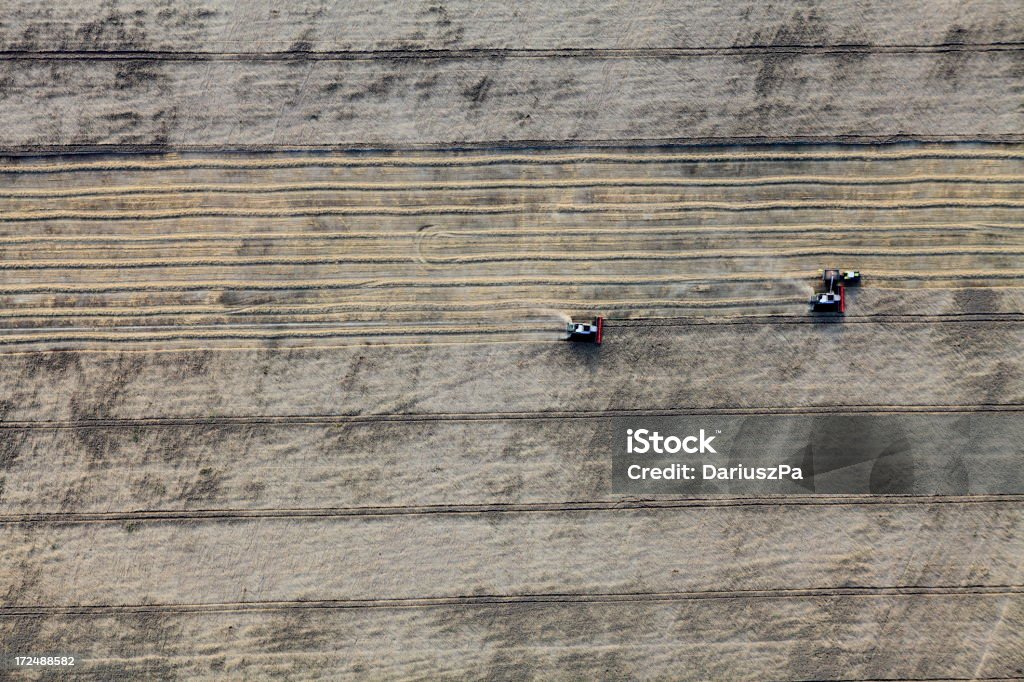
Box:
[810, 269, 860, 313]
[567, 316, 604, 344]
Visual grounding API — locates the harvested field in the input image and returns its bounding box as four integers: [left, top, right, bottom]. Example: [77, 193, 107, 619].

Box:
[1, 1, 1023, 678]
[1, 593, 1022, 679]
[2, 52, 1023, 149]
[2, 2, 1024, 150]
[1, 145, 1024, 349]
[5, 0, 1023, 52]
[0, 142, 1022, 679]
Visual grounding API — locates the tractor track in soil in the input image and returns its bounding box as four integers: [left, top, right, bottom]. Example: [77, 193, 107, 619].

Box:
[2, 403, 1023, 430]
[0, 497, 1022, 526]
[2, 42, 1023, 61]
[3, 585, 1022, 618]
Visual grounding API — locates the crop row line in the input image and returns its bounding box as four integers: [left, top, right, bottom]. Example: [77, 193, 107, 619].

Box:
[3, 148, 1024, 174]
[3, 223, 1018, 245]
[2, 174, 1022, 198]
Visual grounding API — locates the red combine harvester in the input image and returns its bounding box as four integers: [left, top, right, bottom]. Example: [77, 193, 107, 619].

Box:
[567, 317, 604, 344]
[810, 269, 860, 314]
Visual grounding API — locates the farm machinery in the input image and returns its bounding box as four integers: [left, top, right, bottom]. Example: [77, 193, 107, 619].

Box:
[810, 268, 861, 313]
[566, 317, 604, 344]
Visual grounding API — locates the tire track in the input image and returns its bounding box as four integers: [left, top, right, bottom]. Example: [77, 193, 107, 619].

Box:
[2, 42, 1022, 61]
[2, 585, 1021, 617]
[611, 314, 1024, 325]
[1, 403, 1021, 429]
[0, 312, 1020, 329]
[0, 496, 1021, 526]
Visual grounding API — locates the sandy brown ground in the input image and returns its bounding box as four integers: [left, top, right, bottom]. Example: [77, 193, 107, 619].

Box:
[0, 144, 1021, 679]
[2, 595, 1019, 680]
[3, 52, 1022, 148]
[5, 0, 1023, 52]
[1, 2, 1023, 679]
[1, 2, 1023, 149]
